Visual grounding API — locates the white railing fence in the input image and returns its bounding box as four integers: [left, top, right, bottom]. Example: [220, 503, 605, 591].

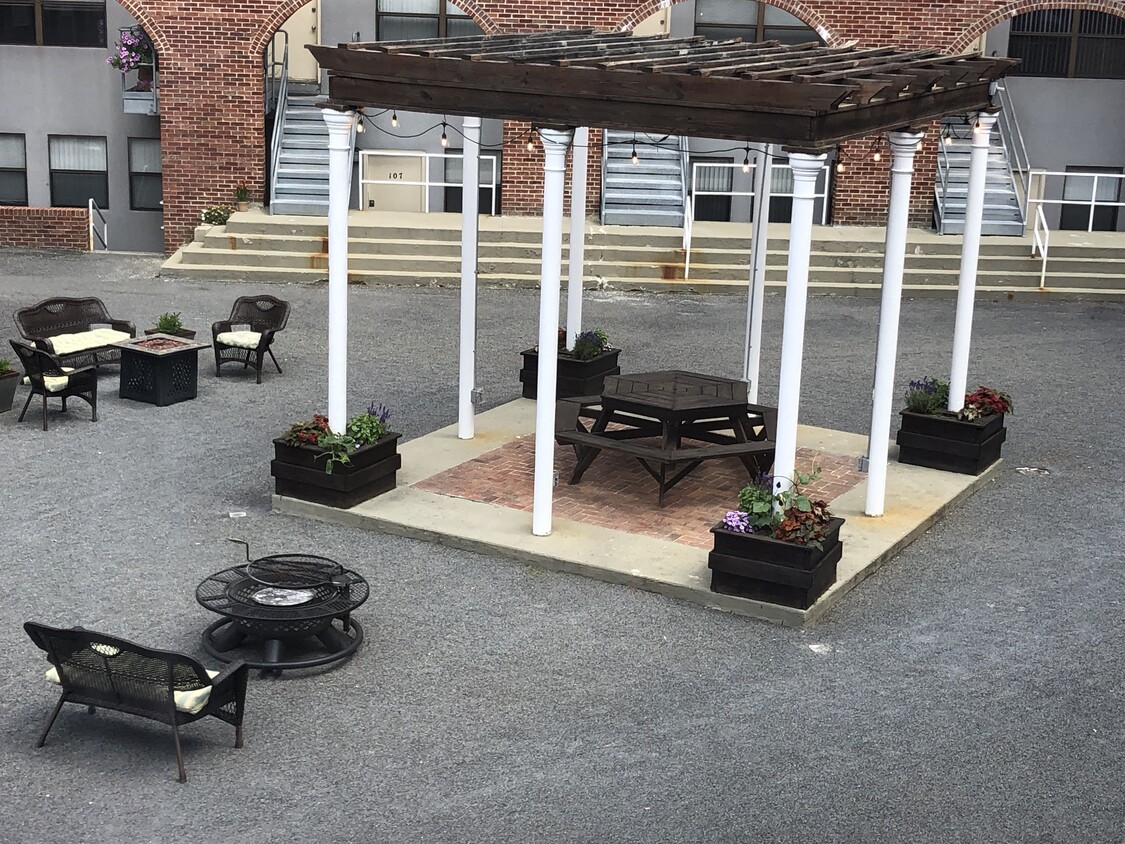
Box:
[995, 85, 1031, 215]
[682, 160, 830, 277]
[1025, 168, 1125, 233]
[88, 199, 108, 251]
[358, 150, 500, 216]
[267, 33, 289, 210]
[1031, 203, 1050, 289]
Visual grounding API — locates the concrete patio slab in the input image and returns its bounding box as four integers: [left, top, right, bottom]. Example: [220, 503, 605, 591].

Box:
[274, 399, 998, 627]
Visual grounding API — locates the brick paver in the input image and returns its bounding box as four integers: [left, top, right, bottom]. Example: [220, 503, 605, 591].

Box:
[415, 436, 864, 549]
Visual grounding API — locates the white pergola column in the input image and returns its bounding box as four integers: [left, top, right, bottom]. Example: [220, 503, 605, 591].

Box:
[743, 143, 773, 402]
[532, 127, 575, 536]
[457, 116, 482, 439]
[323, 108, 356, 433]
[949, 110, 998, 413]
[865, 130, 926, 517]
[566, 127, 589, 346]
[772, 152, 827, 495]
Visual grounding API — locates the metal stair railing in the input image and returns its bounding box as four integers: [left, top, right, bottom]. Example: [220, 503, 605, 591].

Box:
[87, 199, 108, 250]
[267, 32, 289, 211]
[996, 84, 1031, 219]
[934, 125, 956, 233]
[1030, 203, 1049, 289]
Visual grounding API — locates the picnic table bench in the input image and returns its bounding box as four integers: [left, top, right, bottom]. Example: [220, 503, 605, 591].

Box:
[554, 372, 777, 506]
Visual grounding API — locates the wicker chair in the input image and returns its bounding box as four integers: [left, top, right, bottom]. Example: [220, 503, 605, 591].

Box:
[9, 340, 98, 431]
[212, 295, 291, 384]
[24, 622, 249, 784]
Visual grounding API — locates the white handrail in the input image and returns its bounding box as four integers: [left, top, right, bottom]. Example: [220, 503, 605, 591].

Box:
[358, 150, 500, 216]
[267, 33, 289, 210]
[1026, 168, 1125, 232]
[682, 159, 829, 275]
[995, 85, 1030, 220]
[1031, 204, 1049, 289]
[88, 199, 108, 250]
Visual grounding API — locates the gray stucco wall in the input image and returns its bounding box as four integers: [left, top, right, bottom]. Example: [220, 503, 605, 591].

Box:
[0, 2, 163, 251]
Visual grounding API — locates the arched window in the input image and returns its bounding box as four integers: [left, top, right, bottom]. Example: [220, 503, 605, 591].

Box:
[1008, 10, 1125, 79]
[694, 0, 821, 46]
[376, 1, 483, 41]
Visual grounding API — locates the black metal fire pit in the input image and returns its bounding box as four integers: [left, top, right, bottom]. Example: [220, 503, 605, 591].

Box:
[196, 539, 369, 674]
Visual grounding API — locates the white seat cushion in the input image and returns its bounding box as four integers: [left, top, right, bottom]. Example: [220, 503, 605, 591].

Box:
[46, 666, 220, 715]
[216, 330, 263, 349]
[47, 328, 131, 356]
[22, 366, 75, 393]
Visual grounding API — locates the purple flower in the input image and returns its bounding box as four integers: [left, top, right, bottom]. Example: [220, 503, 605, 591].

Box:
[722, 511, 752, 533]
[367, 402, 391, 424]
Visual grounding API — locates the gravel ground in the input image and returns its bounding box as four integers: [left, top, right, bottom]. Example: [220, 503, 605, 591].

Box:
[1, 249, 1123, 844]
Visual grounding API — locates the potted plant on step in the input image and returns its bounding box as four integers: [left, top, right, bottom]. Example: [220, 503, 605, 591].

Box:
[519, 328, 621, 400]
[0, 357, 19, 414]
[144, 311, 197, 340]
[708, 469, 845, 609]
[234, 182, 250, 213]
[896, 377, 1012, 475]
[271, 403, 401, 509]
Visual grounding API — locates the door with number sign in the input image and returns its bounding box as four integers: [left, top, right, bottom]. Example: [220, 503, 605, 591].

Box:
[361, 152, 426, 212]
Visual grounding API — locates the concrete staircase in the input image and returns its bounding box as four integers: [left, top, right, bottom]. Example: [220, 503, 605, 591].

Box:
[161, 211, 1125, 300]
[269, 95, 336, 216]
[934, 117, 1025, 236]
[601, 130, 685, 227]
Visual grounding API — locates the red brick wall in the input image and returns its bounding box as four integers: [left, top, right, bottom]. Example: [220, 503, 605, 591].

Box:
[502, 123, 603, 217]
[0, 208, 89, 251]
[107, 0, 1124, 252]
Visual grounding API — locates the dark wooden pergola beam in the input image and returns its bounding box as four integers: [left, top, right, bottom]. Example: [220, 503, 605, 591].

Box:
[310, 30, 1015, 150]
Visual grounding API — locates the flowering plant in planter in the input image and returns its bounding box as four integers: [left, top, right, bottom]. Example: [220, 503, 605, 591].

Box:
[959, 386, 1013, 421]
[520, 327, 620, 399]
[722, 468, 835, 550]
[904, 376, 1012, 421]
[898, 376, 1013, 474]
[281, 404, 394, 474]
[570, 328, 611, 361]
[201, 205, 233, 226]
[107, 27, 153, 72]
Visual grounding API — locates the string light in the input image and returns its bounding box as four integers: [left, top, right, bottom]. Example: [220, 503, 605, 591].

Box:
[356, 119, 365, 133]
[742, 144, 751, 174]
[440, 121, 449, 147]
[872, 150, 880, 162]
[527, 129, 536, 152]
[836, 161, 845, 174]
[631, 136, 639, 165]
[390, 110, 398, 128]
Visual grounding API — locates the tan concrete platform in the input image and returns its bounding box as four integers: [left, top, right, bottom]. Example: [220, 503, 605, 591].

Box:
[273, 399, 999, 627]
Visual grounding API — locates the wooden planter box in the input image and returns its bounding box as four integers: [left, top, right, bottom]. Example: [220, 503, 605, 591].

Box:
[0, 370, 18, 413]
[896, 410, 1006, 475]
[519, 347, 621, 400]
[708, 517, 845, 610]
[271, 432, 402, 509]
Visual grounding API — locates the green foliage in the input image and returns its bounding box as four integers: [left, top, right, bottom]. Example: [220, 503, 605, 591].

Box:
[346, 412, 388, 446]
[315, 430, 356, 475]
[235, 182, 250, 203]
[0, 358, 12, 374]
[570, 328, 610, 361]
[730, 468, 835, 549]
[201, 205, 233, 226]
[904, 376, 950, 414]
[155, 311, 184, 333]
[282, 404, 394, 474]
[959, 386, 1013, 421]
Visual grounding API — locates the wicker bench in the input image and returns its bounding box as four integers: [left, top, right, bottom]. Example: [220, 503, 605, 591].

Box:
[24, 621, 249, 783]
[14, 297, 136, 368]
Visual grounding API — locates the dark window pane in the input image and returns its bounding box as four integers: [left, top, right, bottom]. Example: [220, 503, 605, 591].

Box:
[1008, 34, 1070, 76]
[1076, 36, 1125, 78]
[765, 26, 819, 45]
[130, 173, 162, 210]
[42, 2, 106, 47]
[50, 172, 108, 208]
[0, 171, 27, 205]
[697, 0, 758, 24]
[0, 4, 36, 43]
[695, 24, 755, 42]
[446, 16, 482, 37]
[1078, 11, 1125, 35]
[377, 14, 439, 41]
[1011, 10, 1072, 34]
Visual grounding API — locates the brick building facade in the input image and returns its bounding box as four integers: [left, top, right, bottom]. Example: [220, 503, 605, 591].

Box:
[4, 0, 1124, 252]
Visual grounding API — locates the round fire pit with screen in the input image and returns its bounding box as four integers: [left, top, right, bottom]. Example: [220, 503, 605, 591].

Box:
[196, 541, 369, 674]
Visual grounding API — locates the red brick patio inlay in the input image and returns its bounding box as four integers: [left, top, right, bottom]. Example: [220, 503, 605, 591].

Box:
[415, 437, 864, 549]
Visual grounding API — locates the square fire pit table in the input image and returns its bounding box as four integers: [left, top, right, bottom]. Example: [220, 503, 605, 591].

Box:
[112, 333, 210, 406]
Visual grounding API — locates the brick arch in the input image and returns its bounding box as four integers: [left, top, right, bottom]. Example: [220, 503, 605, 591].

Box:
[112, 0, 170, 54]
[249, 0, 503, 54]
[950, 0, 1125, 52]
[618, 0, 841, 46]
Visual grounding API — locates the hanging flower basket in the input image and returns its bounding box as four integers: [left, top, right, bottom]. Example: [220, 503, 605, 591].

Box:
[107, 27, 154, 73]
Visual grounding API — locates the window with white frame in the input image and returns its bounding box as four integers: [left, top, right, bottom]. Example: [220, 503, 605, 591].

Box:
[0, 134, 28, 206]
[49, 135, 108, 208]
[0, 0, 106, 46]
[694, 0, 822, 46]
[375, 0, 482, 41]
[128, 138, 162, 211]
[443, 149, 500, 213]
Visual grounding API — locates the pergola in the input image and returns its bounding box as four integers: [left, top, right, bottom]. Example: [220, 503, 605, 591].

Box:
[309, 31, 1015, 535]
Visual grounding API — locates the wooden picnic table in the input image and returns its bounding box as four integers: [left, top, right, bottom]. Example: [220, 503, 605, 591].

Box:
[554, 370, 777, 506]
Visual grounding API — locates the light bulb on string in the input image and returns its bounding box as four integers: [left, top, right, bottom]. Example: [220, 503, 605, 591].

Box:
[527, 130, 536, 152]
[872, 151, 881, 162]
[440, 122, 449, 147]
[836, 161, 845, 174]
[391, 111, 399, 128]
[742, 145, 751, 173]
[356, 119, 365, 133]
[944, 134, 952, 146]
[631, 141, 639, 165]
